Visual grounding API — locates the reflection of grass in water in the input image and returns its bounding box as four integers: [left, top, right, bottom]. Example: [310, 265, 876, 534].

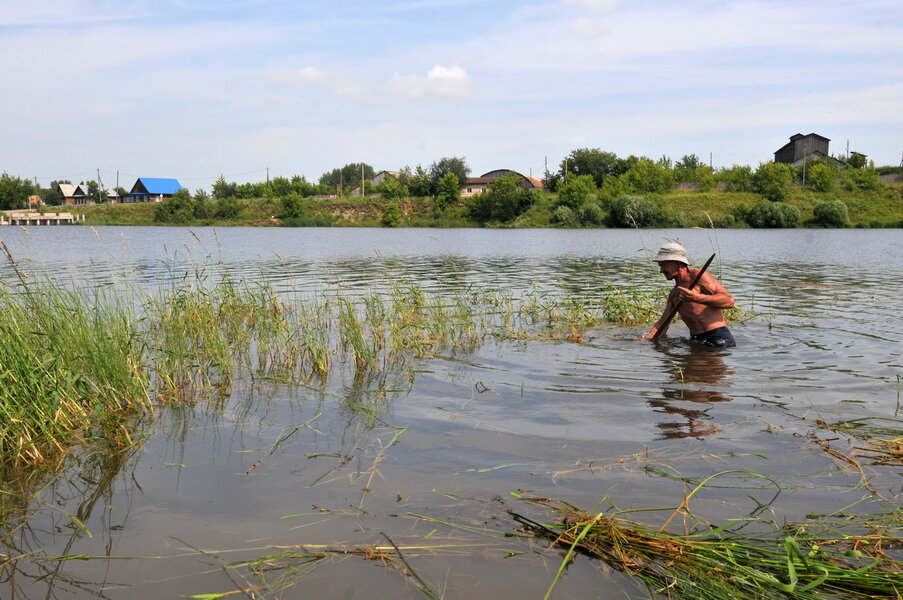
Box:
[512, 493, 902, 600]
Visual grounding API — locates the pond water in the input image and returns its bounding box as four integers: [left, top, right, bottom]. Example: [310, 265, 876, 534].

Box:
[1, 226, 901, 599]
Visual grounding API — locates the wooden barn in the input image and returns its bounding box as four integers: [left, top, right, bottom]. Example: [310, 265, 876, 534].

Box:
[774, 133, 831, 166]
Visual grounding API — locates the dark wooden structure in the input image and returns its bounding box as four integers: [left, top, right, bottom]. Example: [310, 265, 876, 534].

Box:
[774, 133, 830, 166]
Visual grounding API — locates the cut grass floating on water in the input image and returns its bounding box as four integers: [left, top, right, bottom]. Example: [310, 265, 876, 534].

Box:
[511, 499, 902, 600]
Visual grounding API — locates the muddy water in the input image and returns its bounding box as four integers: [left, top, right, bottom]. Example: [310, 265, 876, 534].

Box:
[1, 227, 901, 599]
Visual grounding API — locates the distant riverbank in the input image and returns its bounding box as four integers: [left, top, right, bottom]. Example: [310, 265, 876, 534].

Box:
[59, 182, 903, 229]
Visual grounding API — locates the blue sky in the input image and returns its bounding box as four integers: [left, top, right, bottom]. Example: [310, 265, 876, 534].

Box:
[2, 0, 901, 191]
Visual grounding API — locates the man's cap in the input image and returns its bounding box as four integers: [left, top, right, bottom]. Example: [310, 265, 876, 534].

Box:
[653, 242, 688, 265]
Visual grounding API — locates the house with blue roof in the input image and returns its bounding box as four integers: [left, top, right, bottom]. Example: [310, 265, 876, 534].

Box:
[126, 178, 185, 203]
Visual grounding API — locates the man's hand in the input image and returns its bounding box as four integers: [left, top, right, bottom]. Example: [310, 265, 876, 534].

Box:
[675, 286, 703, 302]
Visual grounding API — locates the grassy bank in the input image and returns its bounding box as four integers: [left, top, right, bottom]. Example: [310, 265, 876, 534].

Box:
[62, 182, 903, 228]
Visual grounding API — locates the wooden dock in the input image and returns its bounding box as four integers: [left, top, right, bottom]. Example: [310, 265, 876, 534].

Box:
[1, 211, 85, 226]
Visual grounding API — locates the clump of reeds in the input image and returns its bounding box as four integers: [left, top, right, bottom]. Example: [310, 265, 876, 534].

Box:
[0, 259, 730, 471]
[0, 278, 150, 469]
[511, 501, 902, 600]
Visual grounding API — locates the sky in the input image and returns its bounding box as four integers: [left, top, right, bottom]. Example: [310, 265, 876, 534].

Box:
[2, 0, 902, 192]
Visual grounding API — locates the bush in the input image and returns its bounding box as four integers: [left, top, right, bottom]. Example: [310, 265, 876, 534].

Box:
[621, 160, 673, 193]
[435, 172, 459, 214]
[153, 189, 194, 223]
[753, 162, 795, 201]
[378, 178, 409, 201]
[843, 168, 879, 191]
[579, 201, 605, 226]
[806, 163, 836, 192]
[746, 200, 800, 228]
[608, 195, 662, 227]
[812, 199, 849, 227]
[279, 193, 304, 219]
[555, 175, 596, 209]
[717, 165, 754, 192]
[214, 197, 240, 219]
[553, 205, 579, 227]
[382, 201, 402, 227]
[469, 173, 536, 222]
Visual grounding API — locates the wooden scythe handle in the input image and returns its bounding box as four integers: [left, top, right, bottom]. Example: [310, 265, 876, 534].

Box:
[651, 253, 717, 340]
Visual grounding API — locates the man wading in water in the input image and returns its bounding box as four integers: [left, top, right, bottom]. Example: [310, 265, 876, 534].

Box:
[642, 242, 737, 348]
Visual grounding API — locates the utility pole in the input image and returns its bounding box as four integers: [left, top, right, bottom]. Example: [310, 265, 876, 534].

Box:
[97, 169, 107, 203]
[361, 164, 365, 198]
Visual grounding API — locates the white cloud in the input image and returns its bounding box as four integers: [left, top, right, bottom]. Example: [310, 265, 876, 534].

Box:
[389, 64, 472, 101]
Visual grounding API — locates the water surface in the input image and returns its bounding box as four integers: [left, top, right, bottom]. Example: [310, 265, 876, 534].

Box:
[1, 227, 900, 599]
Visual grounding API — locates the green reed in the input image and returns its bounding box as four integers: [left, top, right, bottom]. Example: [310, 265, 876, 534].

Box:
[0, 271, 698, 470]
[0, 280, 150, 468]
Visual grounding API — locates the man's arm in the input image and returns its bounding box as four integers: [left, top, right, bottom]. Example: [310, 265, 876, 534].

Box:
[675, 272, 734, 308]
[641, 292, 677, 340]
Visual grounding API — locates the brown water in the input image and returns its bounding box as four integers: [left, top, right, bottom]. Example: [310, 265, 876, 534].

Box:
[1, 227, 901, 599]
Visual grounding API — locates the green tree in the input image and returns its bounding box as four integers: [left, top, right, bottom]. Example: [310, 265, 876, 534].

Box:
[270, 176, 293, 198]
[435, 172, 460, 214]
[0, 173, 37, 210]
[398, 165, 431, 197]
[555, 174, 596, 209]
[378, 178, 408, 201]
[469, 173, 536, 222]
[717, 165, 753, 192]
[812, 199, 849, 227]
[289, 175, 322, 197]
[621, 159, 674, 193]
[753, 162, 795, 201]
[319, 163, 375, 191]
[428, 157, 469, 195]
[559, 148, 626, 187]
[846, 152, 868, 169]
[84, 180, 105, 203]
[212, 175, 237, 199]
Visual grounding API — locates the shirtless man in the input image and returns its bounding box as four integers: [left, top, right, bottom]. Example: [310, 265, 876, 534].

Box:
[642, 242, 736, 348]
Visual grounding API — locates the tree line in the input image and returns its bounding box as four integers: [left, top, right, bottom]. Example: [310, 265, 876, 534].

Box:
[3, 147, 900, 227]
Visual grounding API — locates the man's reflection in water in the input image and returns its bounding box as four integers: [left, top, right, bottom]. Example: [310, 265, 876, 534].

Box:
[648, 344, 733, 439]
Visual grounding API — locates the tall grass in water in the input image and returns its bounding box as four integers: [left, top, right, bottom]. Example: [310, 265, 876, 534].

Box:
[0, 279, 150, 469]
[0, 265, 695, 470]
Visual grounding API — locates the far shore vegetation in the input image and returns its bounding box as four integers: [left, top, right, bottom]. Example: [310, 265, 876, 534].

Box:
[3, 149, 902, 228]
